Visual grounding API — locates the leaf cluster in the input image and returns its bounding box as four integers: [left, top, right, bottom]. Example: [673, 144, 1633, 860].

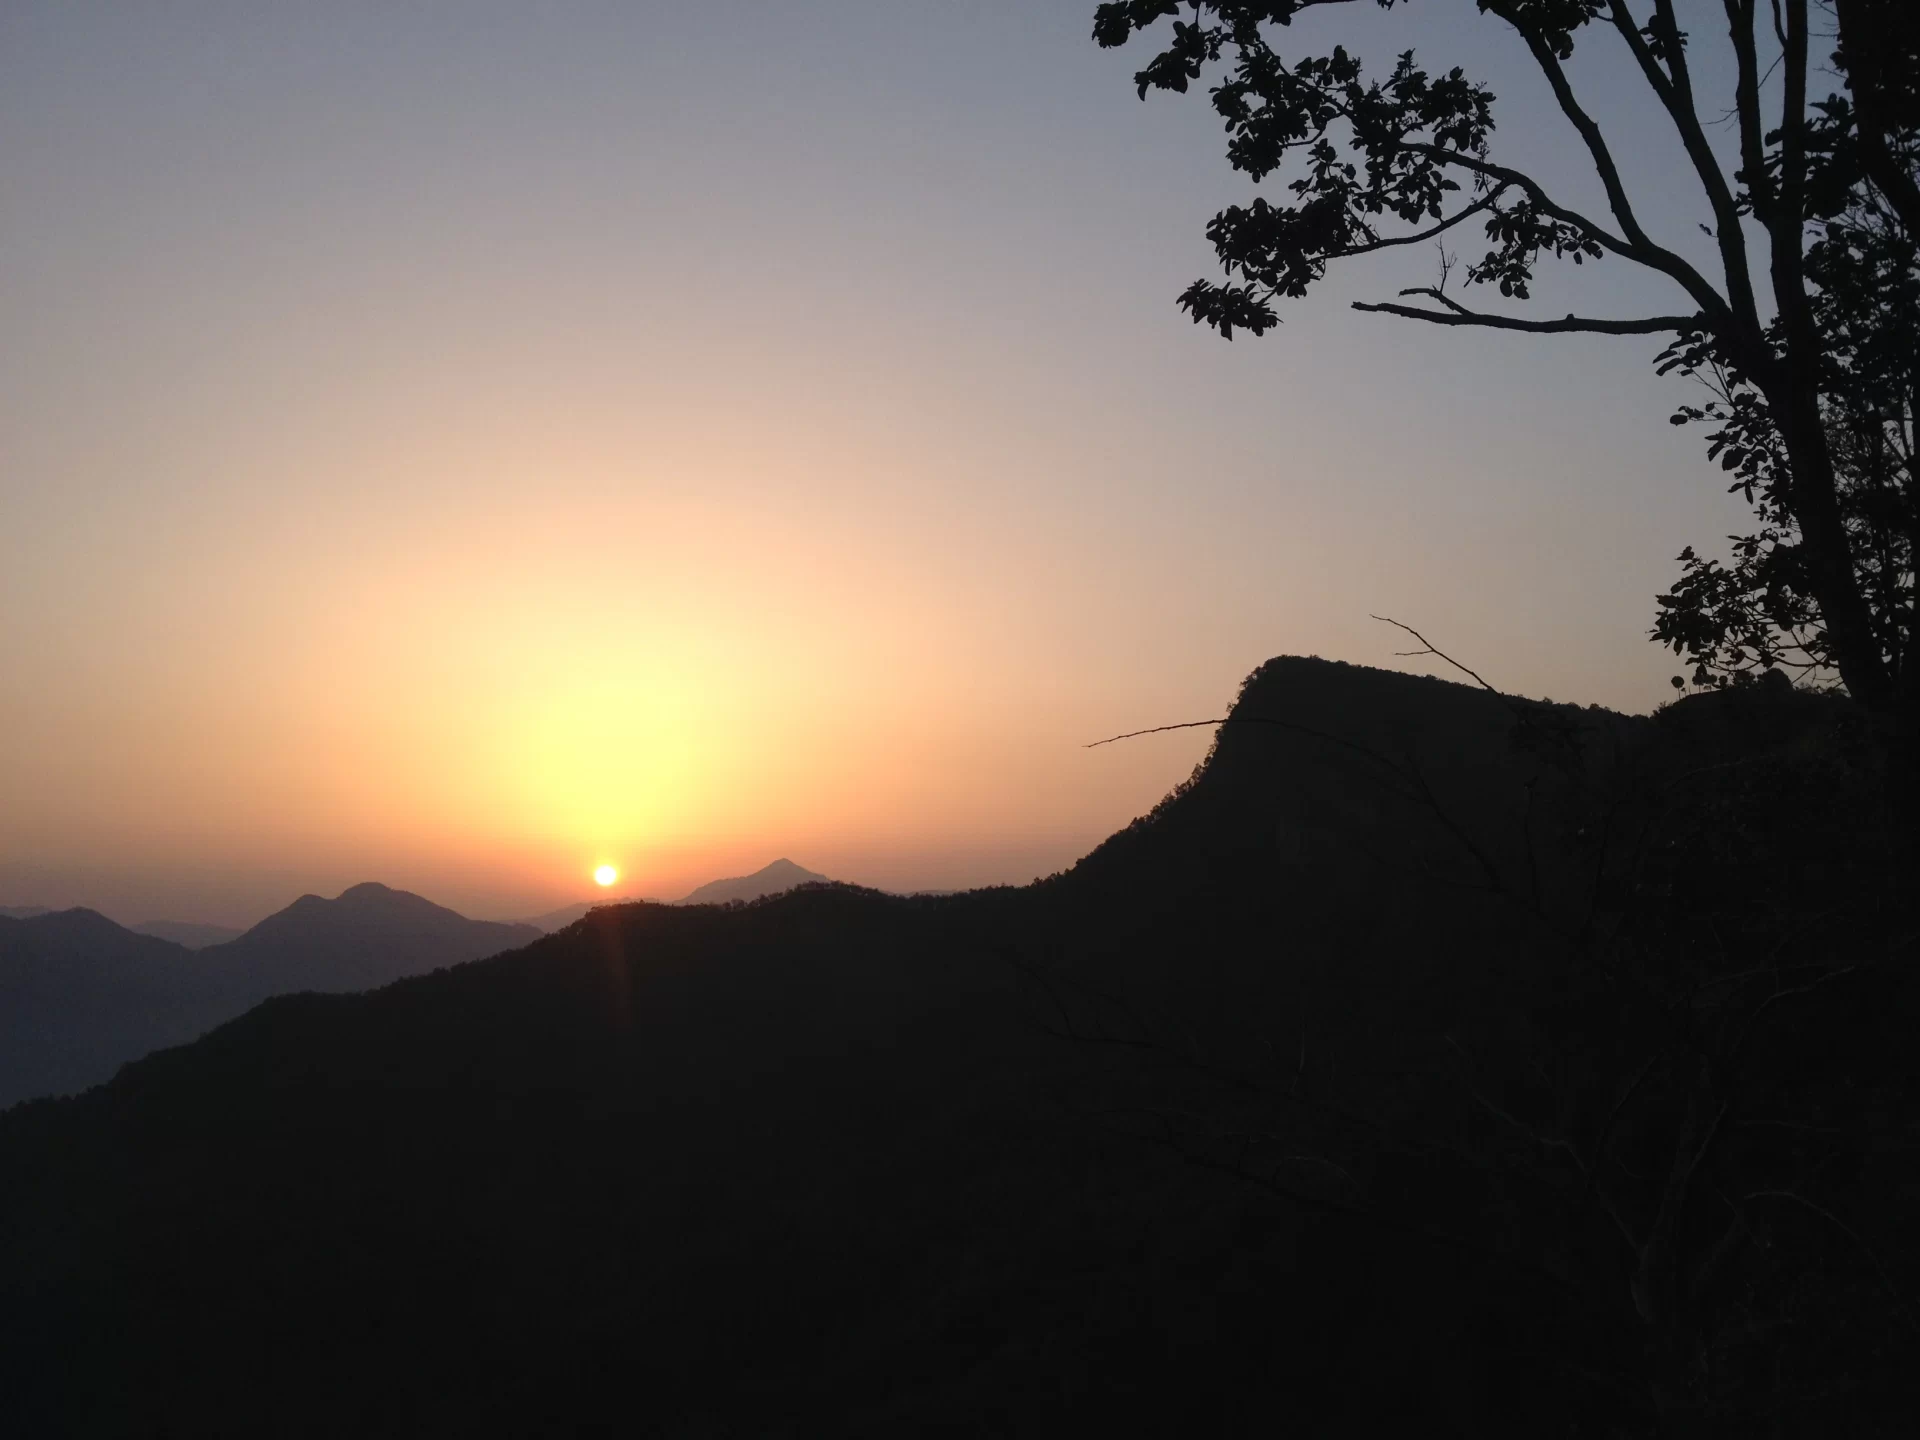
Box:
[1656, 75, 1918, 691]
[1095, 2, 1617, 336]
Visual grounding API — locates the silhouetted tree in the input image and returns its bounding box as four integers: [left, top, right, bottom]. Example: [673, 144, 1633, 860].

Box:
[1653, 28, 1917, 701]
[1093, 1, 1918, 714]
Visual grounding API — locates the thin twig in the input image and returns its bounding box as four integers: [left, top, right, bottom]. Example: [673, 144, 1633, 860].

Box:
[1372, 614, 1502, 695]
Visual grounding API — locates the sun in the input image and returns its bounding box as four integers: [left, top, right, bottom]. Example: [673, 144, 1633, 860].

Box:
[593, 864, 618, 888]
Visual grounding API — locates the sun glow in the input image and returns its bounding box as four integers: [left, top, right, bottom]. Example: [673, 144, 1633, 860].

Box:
[593, 864, 618, 888]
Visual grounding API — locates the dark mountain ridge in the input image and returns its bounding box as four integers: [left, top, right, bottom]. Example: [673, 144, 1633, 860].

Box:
[0, 884, 540, 1107]
[518, 862, 878, 933]
[1, 657, 1911, 1434]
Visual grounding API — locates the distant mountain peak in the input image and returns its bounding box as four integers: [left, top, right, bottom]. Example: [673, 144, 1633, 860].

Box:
[2, 883, 543, 1109]
[677, 860, 834, 907]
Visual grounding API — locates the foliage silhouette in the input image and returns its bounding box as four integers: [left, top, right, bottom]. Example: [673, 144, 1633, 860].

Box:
[1092, 1, 1918, 714]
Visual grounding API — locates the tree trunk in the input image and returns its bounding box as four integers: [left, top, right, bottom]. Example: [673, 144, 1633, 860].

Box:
[1766, 374, 1896, 708]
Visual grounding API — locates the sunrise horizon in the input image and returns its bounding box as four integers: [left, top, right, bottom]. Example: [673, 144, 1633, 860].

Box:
[6, 4, 1912, 1428]
[2, 3, 1762, 936]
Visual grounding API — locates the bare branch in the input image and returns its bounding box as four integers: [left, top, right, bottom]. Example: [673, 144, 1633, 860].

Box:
[1485, 1, 1652, 248]
[1371, 614, 1501, 695]
[1351, 298, 1700, 336]
[1725, 0, 1777, 224]
[1084, 719, 1225, 748]
[1605, 0, 1766, 348]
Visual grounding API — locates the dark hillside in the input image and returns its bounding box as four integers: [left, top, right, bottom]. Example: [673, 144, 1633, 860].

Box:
[1, 659, 1912, 1435]
[0, 891, 1339, 1435]
[0, 911, 226, 1107]
[0, 885, 544, 1107]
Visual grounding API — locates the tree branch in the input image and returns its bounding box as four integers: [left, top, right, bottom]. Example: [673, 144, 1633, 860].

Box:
[1606, 0, 1767, 350]
[1487, 1, 1652, 249]
[1352, 295, 1700, 336]
[1725, 0, 1777, 224]
[1404, 144, 1633, 257]
[1400, 142, 1735, 338]
[1371, 614, 1501, 694]
[1334, 187, 1509, 259]
[1478, 1, 1742, 335]
[1771, 0, 1812, 316]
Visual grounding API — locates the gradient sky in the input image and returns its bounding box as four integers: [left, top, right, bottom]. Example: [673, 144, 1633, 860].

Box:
[2, 2, 1772, 925]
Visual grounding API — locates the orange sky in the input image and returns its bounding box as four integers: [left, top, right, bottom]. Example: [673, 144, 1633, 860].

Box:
[0, 3, 1761, 925]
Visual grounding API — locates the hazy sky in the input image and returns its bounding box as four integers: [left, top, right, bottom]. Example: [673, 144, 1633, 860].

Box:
[2, 2, 1769, 924]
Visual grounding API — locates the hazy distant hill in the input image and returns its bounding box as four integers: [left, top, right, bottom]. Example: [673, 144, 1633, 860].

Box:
[676, 857, 832, 905]
[131, 920, 244, 950]
[0, 884, 541, 1108]
[0, 910, 224, 1107]
[198, 882, 540, 1001]
[0, 905, 50, 920]
[516, 861, 830, 929]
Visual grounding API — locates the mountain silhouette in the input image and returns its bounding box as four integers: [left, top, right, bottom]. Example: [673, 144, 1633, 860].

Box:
[0, 909, 222, 1107]
[518, 896, 662, 933]
[0, 884, 540, 1107]
[0, 659, 1908, 1432]
[199, 882, 539, 1000]
[676, 857, 832, 905]
[0, 659, 1590, 1428]
[131, 919, 244, 949]
[516, 862, 830, 930]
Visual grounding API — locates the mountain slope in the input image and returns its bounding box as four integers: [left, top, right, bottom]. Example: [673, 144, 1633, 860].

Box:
[1, 658, 1908, 1433]
[0, 659, 1573, 1430]
[677, 857, 832, 905]
[0, 885, 543, 1107]
[131, 920, 245, 949]
[199, 882, 540, 999]
[0, 910, 227, 1106]
[518, 896, 661, 932]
